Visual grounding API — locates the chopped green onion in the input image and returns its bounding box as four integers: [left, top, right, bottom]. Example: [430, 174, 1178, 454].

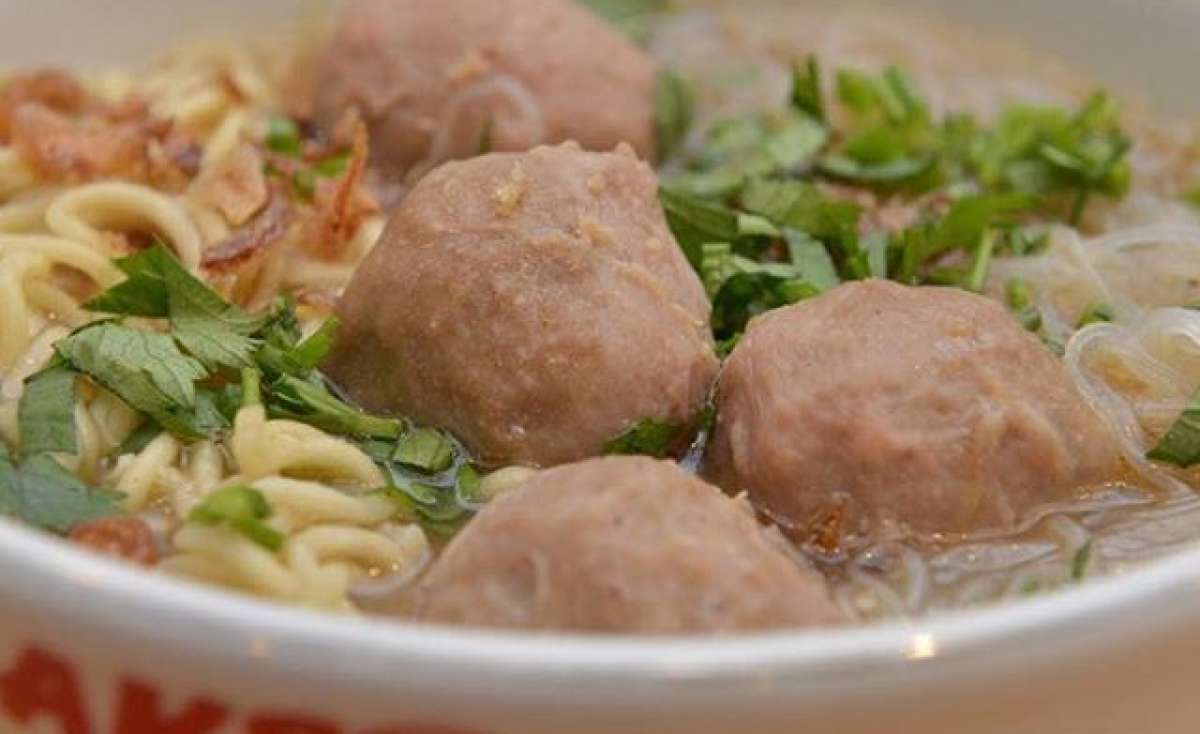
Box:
[1041, 334, 1066, 357]
[240, 368, 261, 407]
[1184, 185, 1200, 209]
[315, 152, 351, 178]
[189, 486, 284, 552]
[376, 480, 440, 511]
[1147, 386, 1200, 468]
[266, 117, 302, 156]
[454, 463, 485, 507]
[1017, 306, 1044, 333]
[292, 169, 317, 201]
[477, 117, 495, 155]
[716, 334, 741, 358]
[964, 228, 996, 293]
[1077, 302, 1116, 327]
[393, 427, 455, 473]
[604, 418, 685, 458]
[1071, 540, 1093, 581]
[791, 55, 826, 123]
[1006, 278, 1033, 311]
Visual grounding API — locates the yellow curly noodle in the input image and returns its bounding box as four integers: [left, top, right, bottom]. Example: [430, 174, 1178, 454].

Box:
[158, 405, 430, 613]
[0, 38, 427, 614]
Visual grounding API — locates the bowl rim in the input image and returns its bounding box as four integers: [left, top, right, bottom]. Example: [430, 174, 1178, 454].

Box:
[0, 0, 1198, 713]
[5, 513, 1199, 688]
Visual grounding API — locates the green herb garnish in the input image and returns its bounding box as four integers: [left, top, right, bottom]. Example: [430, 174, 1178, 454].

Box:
[59, 244, 402, 448]
[54, 322, 210, 438]
[85, 244, 267, 371]
[655, 57, 1132, 346]
[672, 110, 828, 198]
[702, 242, 822, 340]
[893, 193, 1034, 284]
[0, 443, 123, 534]
[267, 374, 401, 439]
[783, 229, 840, 291]
[658, 186, 742, 269]
[18, 366, 78, 456]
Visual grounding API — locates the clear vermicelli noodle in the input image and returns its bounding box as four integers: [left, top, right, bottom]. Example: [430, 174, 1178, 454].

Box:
[405, 73, 548, 185]
[4, 0, 1200, 631]
[647, 3, 1200, 621]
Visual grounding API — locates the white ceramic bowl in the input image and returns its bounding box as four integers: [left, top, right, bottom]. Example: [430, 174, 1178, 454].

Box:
[4, 2, 1200, 733]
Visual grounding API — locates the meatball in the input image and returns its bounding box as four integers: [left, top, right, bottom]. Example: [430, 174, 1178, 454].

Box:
[706, 280, 1122, 542]
[313, 0, 656, 178]
[412, 456, 842, 633]
[326, 143, 718, 467]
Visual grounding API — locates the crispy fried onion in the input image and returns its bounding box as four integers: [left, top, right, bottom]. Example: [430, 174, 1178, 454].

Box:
[302, 111, 376, 257]
[4, 68, 201, 188]
[0, 68, 86, 141]
[192, 141, 269, 226]
[263, 111, 377, 258]
[202, 188, 294, 272]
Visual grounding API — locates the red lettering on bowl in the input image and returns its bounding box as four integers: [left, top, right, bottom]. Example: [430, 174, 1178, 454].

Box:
[365, 728, 485, 734]
[0, 646, 90, 734]
[246, 714, 342, 734]
[114, 678, 229, 733]
[0, 643, 487, 734]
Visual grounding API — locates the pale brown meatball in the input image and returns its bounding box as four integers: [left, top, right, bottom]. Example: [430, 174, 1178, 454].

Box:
[707, 280, 1123, 542]
[412, 457, 842, 633]
[326, 143, 718, 467]
[313, 0, 656, 178]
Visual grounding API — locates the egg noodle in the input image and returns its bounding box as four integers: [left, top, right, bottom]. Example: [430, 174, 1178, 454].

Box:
[0, 36, 430, 614]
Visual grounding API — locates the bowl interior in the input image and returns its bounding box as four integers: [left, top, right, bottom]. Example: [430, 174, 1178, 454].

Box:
[4, 0, 1200, 115]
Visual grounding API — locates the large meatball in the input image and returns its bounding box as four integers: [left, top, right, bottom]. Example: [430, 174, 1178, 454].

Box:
[707, 280, 1123, 542]
[326, 143, 718, 467]
[412, 457, 842, 633]
[313, 0, 656, 178]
